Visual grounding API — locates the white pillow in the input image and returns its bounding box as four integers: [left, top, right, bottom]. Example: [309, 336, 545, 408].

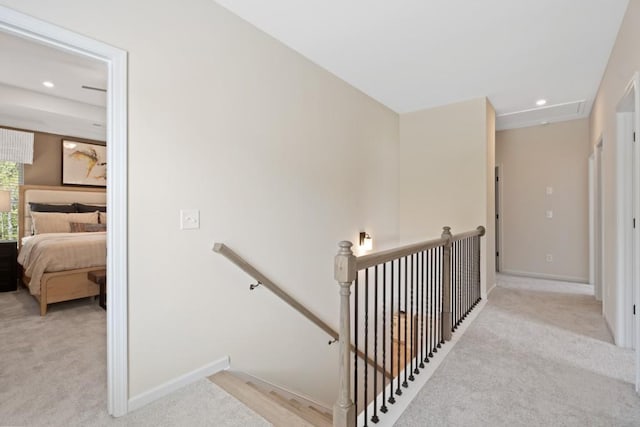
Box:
[31, 211, 99, 234]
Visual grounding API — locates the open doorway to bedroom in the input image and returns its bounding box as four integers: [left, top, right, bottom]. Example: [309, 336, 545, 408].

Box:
[0, 30, 110, 423]
[0, 6, 128, 420]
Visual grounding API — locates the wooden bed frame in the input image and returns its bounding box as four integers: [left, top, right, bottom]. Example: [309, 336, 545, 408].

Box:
[18, 185, 106, 316]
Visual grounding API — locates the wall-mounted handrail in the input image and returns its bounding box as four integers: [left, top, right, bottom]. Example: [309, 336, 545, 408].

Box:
[214, 243, 338, 340]
[213, 242, 391, 379]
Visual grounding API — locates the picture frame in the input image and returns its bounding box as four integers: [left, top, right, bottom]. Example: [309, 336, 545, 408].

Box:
[62, 140, 107, 187]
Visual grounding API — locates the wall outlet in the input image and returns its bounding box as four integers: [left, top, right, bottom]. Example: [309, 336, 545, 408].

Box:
[546, 210, 553, 219]
[546, 254, 553, 262]
[546, 186, 553, 195]
[180, 209, 200, 230]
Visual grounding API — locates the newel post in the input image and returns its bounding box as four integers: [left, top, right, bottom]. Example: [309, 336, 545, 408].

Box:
[441, 226, 453, 341]
[333, 241, 356, 427]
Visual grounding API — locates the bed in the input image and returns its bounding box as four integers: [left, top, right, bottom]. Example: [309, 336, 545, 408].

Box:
[18, 185, 107, 316]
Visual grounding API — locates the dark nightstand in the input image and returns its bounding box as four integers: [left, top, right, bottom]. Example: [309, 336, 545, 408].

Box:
[0, 240, 17, 292]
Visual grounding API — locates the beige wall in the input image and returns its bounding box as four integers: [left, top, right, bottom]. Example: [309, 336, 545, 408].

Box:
[0, 126, 105, 186]
[496, 119, 590, 282]
[398, 97, 495, 295]
[589, 0, 640, 342]
[0, 0, 499, 407]
[0, 0, 400, 404]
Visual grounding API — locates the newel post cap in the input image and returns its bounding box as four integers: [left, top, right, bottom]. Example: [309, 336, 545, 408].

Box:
[441, 226, 452, 238]
[477, 225, 486, 236]
[334, 241, 356, 284]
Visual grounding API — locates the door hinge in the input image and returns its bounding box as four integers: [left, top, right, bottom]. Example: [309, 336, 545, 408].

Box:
[496, 251, 499, 257]
[634, 132, 636, 142]
[496, 214, 499, 220]
[634, 218, 636, 229]
[634, 304, 636, 315]
[496, 176, 499, 182]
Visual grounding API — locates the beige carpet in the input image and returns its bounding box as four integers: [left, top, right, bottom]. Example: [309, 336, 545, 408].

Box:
[0, 286, 269, 426]
[396, 274, 640, 426]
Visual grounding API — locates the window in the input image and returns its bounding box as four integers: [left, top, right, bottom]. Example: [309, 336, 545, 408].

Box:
[0, 161, 23, 241]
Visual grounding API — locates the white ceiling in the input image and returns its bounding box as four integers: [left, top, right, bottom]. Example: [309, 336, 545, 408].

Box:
[0, 31, 107, 140]
[0, 2, 629, 137]
[214, 0, 629, 129]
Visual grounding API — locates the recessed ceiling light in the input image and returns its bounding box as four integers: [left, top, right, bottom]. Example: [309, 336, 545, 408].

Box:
[536, 99, 547, 106]
[42, 81, 55, 88]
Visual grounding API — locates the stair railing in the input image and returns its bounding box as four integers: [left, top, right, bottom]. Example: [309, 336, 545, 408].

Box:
[213, 243, 391, 379]
[333, 225, 485, 427]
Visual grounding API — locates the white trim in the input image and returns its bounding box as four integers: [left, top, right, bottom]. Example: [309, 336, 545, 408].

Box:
[128, 356, 231, 413]
[486, 282, 497, 297]
[499, 269, 588, 284]
[357, 299, 487, 427]
[615, 73, 639, 352]
[0, 6, 130, 417]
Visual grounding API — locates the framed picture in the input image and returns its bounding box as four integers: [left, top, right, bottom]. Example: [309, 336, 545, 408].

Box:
[62, 140, 107, 187]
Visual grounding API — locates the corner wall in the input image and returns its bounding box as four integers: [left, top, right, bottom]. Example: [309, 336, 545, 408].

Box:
[496, 119, 591, 283]
[398, 97, 495, 295]
[589, 0, 640, 343]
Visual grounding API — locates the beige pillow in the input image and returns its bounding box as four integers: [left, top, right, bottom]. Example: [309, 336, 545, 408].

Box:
[99, 212, 107, 225]
[70, 222, 107, 233]
[31, 211, 99, 234]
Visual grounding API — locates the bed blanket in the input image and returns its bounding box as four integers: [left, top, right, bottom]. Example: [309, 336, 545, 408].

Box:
[18, 232, 106, 295]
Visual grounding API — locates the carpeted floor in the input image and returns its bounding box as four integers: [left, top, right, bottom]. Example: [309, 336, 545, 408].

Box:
[396, 274, 640, 426]
[0, 286, 269, 427]
[5, 275, 639, 426]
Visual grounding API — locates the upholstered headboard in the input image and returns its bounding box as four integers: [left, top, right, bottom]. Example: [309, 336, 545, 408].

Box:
[19, 185, 106, 242]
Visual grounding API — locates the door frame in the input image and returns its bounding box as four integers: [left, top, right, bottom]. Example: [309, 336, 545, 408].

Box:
[615, 72, 640, 391]
[0, 6, 129, 415]
[495, 164, 503, 273]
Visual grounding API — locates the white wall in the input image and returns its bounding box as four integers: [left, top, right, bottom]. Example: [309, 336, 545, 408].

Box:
[398, 97, 495, 295]
[589, 0, 640, 343]
[496, 119, 591, 283]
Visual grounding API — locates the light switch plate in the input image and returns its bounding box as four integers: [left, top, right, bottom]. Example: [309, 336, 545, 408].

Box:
[546, 186, 553, 195]
[546, 210, 553, 219]
[180, 209, 200, 230]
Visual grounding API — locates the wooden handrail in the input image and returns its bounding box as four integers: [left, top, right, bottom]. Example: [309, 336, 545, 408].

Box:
[356, 237, 445, 271]
[451, 226, 485, 242]
[355, 225, 486, 271]
[213, 243, 392, 379]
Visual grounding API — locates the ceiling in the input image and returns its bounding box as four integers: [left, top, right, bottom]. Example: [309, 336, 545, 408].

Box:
[0, 31, 107, 140]
[0, 2, 629, 137]
[214, 0, 630, 130]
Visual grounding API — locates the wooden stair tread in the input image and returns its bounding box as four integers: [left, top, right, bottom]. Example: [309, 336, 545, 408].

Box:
[267, 391, 332, 427]
[209, 371, 314, 427]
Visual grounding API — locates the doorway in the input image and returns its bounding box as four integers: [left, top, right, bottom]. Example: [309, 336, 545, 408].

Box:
[0, 6, 129, 415]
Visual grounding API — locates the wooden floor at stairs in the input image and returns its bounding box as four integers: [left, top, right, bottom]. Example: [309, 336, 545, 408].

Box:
[209, 371, 333, 427]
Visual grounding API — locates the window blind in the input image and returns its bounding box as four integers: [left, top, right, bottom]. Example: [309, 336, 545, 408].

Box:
[0, 128, 34, 164]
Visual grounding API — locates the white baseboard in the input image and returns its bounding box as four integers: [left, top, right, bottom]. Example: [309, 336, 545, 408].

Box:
[128, 356, 230, 413]
[486, 283, 497, 297]
[500, 269, 588, 284]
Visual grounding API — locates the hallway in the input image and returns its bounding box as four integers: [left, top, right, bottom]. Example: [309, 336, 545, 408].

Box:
[396, 274, 640, 426]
